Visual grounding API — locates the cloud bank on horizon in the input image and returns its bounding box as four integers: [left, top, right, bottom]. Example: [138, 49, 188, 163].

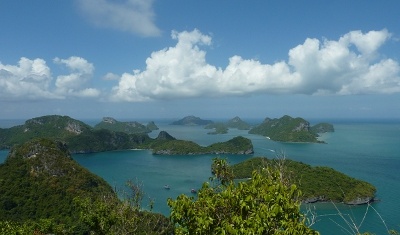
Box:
[0, 29, 399, 102]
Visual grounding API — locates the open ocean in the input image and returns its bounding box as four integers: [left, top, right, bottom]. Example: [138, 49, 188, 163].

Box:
[1, 118, 399, 234]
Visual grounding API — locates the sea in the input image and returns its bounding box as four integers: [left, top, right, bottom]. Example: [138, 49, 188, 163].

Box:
[0, 118, 399, 234]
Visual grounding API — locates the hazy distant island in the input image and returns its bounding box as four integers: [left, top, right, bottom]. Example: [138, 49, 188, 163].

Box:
[231, 157, 376, 205]
[0, 115, 253, 155]
[248, 115, 334, 143]
[94, 117, 159, 134]
[171, 115, 334, 143]
[145, 131, 253, 155]
[204, 122, 228, 134]
[310, 122, 335, 133]
[205, 116, 251, 134]
[226, 116, 252, 130]
[170, 115, 213, 126]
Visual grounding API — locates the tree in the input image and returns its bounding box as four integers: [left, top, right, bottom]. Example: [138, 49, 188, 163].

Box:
[75, 179, 173, 235]
[168, 158, 318, 234]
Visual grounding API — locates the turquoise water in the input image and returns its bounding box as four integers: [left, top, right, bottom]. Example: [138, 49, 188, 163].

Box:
[1, 120, 399, 234]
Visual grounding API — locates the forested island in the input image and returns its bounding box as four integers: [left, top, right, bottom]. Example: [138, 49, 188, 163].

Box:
[0, 115, 253, 155]
[204, 116, 251, 134]
[170, 115, 213, 126]
[231, 157, 376, 205]
[145, 131, 253, 155]
[204, 122, 229, 134]
[248, 115, 334, 143]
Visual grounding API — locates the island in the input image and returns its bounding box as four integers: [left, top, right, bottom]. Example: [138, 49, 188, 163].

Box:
[231, 157, 376, 205]
[310, 122, 335, 133]
[226, 116, 251, 130]
[144, 131, 253, 155]
[248, 115, 334, 143]
[204, 116, 251, 135]
[204, 122, 228, 134]
[94, 117, 158, 134]
[0, 115, 253, 155]
[170, 115, 213, 126]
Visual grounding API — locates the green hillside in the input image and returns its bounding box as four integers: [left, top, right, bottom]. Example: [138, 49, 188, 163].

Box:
[0, 115, 92, 148]
[231, 157, 376, 204]
[0, 115, 152, 153]
[0, 138, 114, 230]
[0, 138, 173, 234]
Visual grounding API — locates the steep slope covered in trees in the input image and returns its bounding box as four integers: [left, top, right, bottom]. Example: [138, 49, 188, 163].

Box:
[0, 138, 114, 230]
[0, 138, 173, 234]
[231, 157, 376, 204]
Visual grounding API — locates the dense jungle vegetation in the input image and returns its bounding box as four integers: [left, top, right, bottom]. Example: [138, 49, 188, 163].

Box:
[231, 157, 376, 204]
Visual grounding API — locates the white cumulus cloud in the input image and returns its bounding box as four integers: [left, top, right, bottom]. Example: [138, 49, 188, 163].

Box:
[54, 56, 100, 97]
[0, 57, 61, 100]
[111, 28, 400, 102]
[0, 56, 101, 101]
[288, 28, 399, 95]
[76, 0, 161, 37]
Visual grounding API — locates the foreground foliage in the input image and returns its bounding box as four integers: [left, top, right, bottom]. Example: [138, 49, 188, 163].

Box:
[0, 219, 72, 234]
[168, 158, 318, 234]
[75, 194, 173, 235]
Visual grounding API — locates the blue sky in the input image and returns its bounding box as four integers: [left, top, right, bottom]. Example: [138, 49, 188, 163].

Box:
[1, 0, 399, 121]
